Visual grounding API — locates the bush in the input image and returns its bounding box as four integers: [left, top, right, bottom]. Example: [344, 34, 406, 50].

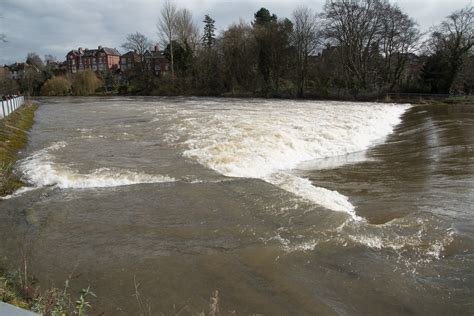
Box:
[40, 76, 71, 96]
[0, 77, 20, 95]
[72, 70, 102, 96]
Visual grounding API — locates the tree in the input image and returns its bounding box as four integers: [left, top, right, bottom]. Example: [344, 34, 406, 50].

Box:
[202, 15, 216, 49]
[44, 54, 57, 64]
[164, 40, 193, 77]
[323, 0, 420, 94]
[41, 76, 71, 96]
[157, 0, 178, 79]
[378, 4, 420, 91]
[423, 6, 473, 93]
[0, 78, 19, 95]
[254, 8, 277, 26]
[253, 8, 293, 93]
[122, 32, 152, 62]
[175, 8, 200, 51]
[196, 15, 221, 94]
[323, 0, 385, 91]
[0, 14, 6, 43]
[26, 52, 44, 69]
[221, 21, 258, 93]
[292, 7, 320, 97]
[72, 70, 102, 95]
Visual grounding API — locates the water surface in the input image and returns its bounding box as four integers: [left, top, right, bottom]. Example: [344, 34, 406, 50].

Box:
[0, 97, 473, 315]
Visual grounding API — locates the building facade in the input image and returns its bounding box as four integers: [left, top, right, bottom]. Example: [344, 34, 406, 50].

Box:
[119, 51, 140, 72]
[144, 46, 169, 77]
[66, 46, 120, 74]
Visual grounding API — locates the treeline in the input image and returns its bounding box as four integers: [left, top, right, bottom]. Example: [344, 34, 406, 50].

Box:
[2, 0, 472, 99]
[130, 0, 474, 98]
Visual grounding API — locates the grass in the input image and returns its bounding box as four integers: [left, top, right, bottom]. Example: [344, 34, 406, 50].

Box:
[0, 103, 38, 196]
[0, 266, 96, 315]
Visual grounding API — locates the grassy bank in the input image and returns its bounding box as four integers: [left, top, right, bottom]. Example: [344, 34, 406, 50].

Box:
[0, 267, 95, 315]
[0, 103, 38, 196]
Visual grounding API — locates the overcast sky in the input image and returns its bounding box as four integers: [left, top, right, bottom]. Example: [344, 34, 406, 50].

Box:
[0, 0, 472, 65]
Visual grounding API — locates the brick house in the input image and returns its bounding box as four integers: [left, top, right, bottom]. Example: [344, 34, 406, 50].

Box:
[144, 46, 169, 77]
[120, 51, 140, 72]
[66, 46, 120, 74]
[119, 46, 169, 77]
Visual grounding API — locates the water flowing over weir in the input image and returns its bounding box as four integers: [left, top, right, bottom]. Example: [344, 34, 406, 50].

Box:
[1, 97, 473, 315]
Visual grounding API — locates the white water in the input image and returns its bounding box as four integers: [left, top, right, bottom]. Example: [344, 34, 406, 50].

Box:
[18, 142, 176, 189]
[174, 101, 410, 218]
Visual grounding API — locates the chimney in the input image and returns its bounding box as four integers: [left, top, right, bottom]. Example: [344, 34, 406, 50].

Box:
[78, 47, 84, 54]
[98, 45, 103, 50]
[154, 46, 159, 52]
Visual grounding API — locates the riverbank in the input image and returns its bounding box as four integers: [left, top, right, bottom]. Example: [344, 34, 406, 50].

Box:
[0, 103, 38, 196]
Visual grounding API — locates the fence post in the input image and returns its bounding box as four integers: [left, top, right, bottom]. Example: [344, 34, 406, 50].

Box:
[1, 101, 5, 118]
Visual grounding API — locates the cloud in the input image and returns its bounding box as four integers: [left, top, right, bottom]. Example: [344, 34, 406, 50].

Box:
[0, 0, 471, 65]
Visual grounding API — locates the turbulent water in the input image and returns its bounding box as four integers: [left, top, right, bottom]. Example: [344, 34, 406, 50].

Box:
[0, 97, 473, 315]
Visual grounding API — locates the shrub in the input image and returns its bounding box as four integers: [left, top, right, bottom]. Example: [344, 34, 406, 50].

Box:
[71, 70, 102, 96]
[40, 76, 71, 96]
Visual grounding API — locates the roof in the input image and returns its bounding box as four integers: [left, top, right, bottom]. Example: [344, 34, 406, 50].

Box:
[66, 47, 120, 58]
[121, 51, 140, 58]
[102, 47, 120, 56]
[83, 49, 98, 57]
[144, 50, 167, 59]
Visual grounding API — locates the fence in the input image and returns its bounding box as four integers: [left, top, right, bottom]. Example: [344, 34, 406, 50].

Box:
[0, 96, 25, 118]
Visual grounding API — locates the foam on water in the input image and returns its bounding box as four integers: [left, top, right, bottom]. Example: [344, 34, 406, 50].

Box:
[18, 142, 176, 189]
[265, 173, 362, 221]
[175, 101, 410, 218]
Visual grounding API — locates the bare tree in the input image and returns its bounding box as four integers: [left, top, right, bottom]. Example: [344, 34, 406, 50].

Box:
[175, 8, 200, 52]
[322, 0, 421, 93]
[292, 6, 320, 97]
[122, 31, 152, 62]
[323, 0, 387, 90]
[44, 54, 57, 64]
[157, 0, 178, 79]
[378, 4, 420, 91]
[427, 6, 473, 91]
[0, 14, 6, 43]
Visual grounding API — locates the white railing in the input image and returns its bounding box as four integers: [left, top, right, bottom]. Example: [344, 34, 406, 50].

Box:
[0, 96, 25, 118]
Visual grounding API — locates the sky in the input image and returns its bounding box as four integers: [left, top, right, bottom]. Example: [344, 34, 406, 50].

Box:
[0, 0, 472, 65]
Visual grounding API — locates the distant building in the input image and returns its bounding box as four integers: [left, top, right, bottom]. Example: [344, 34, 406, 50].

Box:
[120, 51, 140, 72]
[66, 46, 120, 74]
[144, 46, 169, 77]
[119, 46, 169, 77]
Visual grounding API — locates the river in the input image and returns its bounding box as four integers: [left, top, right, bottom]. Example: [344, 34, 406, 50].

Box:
[1, 97, 473, 315]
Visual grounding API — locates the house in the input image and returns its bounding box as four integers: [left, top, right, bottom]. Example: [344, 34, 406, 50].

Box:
[66, 46, 120, 74]
[120, 51, 140, 72]
[119, 46, 169, 77]
[144, 46, 169, 77]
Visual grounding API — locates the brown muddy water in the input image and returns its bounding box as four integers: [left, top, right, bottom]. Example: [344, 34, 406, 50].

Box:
[0, 97, 473, 315]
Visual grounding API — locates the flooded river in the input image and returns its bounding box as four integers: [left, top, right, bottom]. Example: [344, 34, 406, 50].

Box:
[1, 97, 473, 315]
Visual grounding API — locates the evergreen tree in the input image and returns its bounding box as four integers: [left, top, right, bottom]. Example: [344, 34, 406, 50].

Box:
[202, 15, 216, 49]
